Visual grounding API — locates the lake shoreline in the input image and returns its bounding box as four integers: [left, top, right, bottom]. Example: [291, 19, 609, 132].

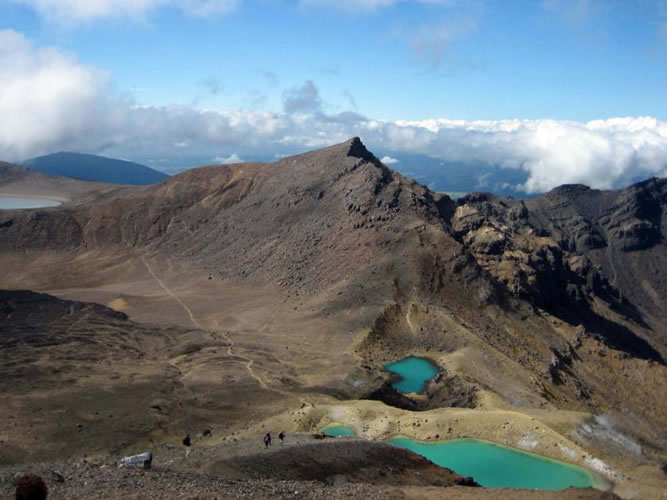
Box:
[0, 195, 64, 209]
[388, 435, 613, 491]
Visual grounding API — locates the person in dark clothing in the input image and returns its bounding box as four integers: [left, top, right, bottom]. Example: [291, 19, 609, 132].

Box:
[264, 431, 272, 448]
[183, 433, 192, 457]
[278, 431, 285, 443]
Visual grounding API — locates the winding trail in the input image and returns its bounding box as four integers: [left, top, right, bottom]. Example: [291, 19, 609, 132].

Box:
[142, 256, 204, 330]
[141, 255, 267, 389]
[218, 330, 267, 389]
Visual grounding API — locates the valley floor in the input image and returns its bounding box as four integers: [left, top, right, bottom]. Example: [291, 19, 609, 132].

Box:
[1, 251, 665, 499]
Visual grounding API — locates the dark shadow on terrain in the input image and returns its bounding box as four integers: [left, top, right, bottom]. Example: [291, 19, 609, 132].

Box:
[363, 381, 420, 411]
[362, 377, 477, 412]
[548, 301, 664, 365]
[606, 295, 651, 330]
[211, 438, 480, 487]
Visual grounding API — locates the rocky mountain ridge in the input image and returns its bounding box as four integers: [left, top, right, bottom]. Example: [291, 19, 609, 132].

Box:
[1, 139, 663, 351]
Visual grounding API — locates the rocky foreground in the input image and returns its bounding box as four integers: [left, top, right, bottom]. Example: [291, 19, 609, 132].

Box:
[1, 435, 618, 499]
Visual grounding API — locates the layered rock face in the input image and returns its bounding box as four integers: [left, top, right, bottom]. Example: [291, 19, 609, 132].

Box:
[451, 179, 666, 362]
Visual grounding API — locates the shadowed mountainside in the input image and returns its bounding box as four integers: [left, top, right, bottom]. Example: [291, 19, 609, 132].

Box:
[0, 289, 222, 464]
[451, 181, 667, 363]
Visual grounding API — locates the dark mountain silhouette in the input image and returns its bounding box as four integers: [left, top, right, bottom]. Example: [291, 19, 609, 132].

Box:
[22, 152, 169, 185]
[0, 161, 123, 201]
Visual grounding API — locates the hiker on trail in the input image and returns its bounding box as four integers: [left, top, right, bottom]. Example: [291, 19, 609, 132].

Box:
[264, 431, 272, 448]
[278, 431, 285, 443]
[183, 433, 192, 457]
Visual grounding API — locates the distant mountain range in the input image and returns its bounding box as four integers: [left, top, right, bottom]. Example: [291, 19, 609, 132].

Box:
[22, 152, 169, 185]
[14, 148, 660, 196]
[375, 152, 531, 198]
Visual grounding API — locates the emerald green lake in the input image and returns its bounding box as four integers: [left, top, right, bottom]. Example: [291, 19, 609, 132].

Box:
[321, 423, 356, 437]
[389, 437, 609, 490]
[384, 357, 439, 393]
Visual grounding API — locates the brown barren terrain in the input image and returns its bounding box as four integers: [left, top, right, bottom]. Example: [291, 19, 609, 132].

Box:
[0, 139, 665, 498]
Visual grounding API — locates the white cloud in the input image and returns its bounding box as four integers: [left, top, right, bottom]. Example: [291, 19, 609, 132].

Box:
[0, 30, 108, 160]
[9, 0, 239, 22]
[383, 117, 667, 192]
[2, 30, 666, 194]
[213, 153, 243, 164]
[282, 80, 322, 114]
[0, 30, 291, 159]
[300, 0, 455, 10]
[380, 155, 399, 164]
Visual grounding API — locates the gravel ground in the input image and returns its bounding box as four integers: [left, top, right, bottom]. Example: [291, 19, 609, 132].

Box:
[1, 434, 619, 500]
[2, 459, 406, 499]
[1, 435, 464, 500]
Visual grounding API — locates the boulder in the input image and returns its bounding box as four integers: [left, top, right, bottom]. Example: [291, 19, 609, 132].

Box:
[119, 452, 153, 470]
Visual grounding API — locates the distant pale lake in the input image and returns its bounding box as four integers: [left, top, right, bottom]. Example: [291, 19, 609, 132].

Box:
[0, 196, 62, 209]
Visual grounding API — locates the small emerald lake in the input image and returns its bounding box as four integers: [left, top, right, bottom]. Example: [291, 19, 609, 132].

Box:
[384, 357, 439, 393]
[389, 437, 610, 490]
[0, 196, 61, 209]
[321, 423, 356, 437]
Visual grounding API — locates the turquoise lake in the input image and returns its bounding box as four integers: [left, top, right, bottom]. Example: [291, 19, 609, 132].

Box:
[389, 437, 609, 490]
[384, 357, 439, 393]
[321, 423, 356, 437]
[0, 196, 61, 209]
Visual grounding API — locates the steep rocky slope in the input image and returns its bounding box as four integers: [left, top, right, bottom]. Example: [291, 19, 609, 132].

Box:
[451, 181, 666, 362]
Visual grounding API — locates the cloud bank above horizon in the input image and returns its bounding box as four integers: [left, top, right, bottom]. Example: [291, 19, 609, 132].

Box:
[1, 29, 666, 193]
[8, 0, 240, 22]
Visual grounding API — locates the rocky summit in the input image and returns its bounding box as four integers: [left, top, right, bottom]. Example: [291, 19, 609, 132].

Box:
[0, 138, 664, 499]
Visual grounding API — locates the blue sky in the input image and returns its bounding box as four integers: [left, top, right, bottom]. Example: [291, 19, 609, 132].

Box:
[5, 0, 666, 120]
[1, 0, 666, 191]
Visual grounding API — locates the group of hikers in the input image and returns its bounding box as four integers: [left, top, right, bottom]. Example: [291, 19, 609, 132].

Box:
[181, 430, 285, 457]
[263, 430, 285, 448]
